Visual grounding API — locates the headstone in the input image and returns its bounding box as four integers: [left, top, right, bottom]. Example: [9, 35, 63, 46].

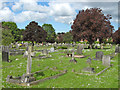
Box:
[115, 46, 120, 53]
[42, 49, 48, 55]
[86, 57, 92, 64]
[102, 55, 111, 66]
[27, 46, 32, 74]
[23, 47, 29, 57]
[2, 46, 9, 62]
[82, 67, 95, 73]
[69, 50, 77, 64]
[94, 51, 104, 60]
[77, 45, 83, 55]
[50, 47, 54, 52]
[23, 47, 35, 57]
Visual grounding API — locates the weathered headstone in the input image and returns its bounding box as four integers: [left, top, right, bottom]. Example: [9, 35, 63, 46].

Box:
[82, 67, 95, 73]
[27, 46, 32, 74]
[102, 55, 111, 66]
[23, 47, 35, 57]
[2, 46, 9, 62]
[69, 50, 77, 64]
[23, 47, 28, 57]
[94, 51, 104, 60]
[86, 57, 92, 64]
[50, 47, 54, 52]
[42, 49, 48, 55]
[77, 45, 83, 55]
[115, 46, 120, 53]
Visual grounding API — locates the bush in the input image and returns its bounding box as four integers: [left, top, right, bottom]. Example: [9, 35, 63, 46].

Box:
[57, 46, 67, 49]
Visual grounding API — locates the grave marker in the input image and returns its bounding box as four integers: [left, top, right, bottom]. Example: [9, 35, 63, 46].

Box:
[102, 55, 111, 66]
[94, 51, 104, 60]
[77, 45, 83, 55]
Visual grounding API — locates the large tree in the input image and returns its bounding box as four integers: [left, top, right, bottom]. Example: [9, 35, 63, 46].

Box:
[42, 24, 56, 43]
[23, 21, 47, 45]
[113, 28, 120, 44]
[71, 8, 114, 46]
[2, 21, 22, 41]
[2, 29, 14, 46]
[63, 32, 73, 43]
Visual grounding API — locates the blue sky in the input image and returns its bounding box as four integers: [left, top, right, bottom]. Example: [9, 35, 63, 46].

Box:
[0, 1, 118, 33]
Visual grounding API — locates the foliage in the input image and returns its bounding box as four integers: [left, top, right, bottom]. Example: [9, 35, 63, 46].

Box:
[94, 41, 100, 44]
[63, 32, 73, 43]
[113, 28, 120, 44]
[2, 21, 23, 41]
[23, 21, 47, 45]
[57, 46, 67, 49]
[2, 29, 14, 46]
[42, 24, 56, 43]
[71, 8, 114, 45]
[56, 33, 65, 43]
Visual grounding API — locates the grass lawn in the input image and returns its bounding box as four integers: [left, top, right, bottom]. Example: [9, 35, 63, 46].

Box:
[2, 45, 118, 88]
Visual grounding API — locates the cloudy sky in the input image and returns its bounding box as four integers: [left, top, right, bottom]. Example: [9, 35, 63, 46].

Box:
[0, 0, 119, 33]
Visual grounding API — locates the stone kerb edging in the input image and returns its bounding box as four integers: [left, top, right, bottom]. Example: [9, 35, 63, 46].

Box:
[74, 64, 113, 76]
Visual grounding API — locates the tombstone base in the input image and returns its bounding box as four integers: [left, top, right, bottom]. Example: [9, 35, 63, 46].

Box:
[82, 67, 96, 73]
[69, 59, 77, 64]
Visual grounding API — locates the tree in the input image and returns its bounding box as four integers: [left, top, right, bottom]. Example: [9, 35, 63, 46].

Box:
[56, 32, 65, 43]
[42, 24, 56, 43]
[23, 21, 47, 46]
[2, 29, 14, 46]
[113, 28, 120, 44]
[63, 32, 73, 43]
[2, 21, 22, 41]
[71, 8, 114, 47]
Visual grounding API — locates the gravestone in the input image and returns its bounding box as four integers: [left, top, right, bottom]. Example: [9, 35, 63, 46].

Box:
[115, 46, 120, 53]
[50, 47, 54, 52]
[42, 49, 48, 55]
[23, 47, 35, 57]
[69, 50, 77, 64]
[23, 47, 29, 57]
[82, 67, 95, 73]
[77, 45, 83, 55]
[86, 57, 92, 64]
[102, 55, 111, 66]
[94, 51, 104, 60]
[2, 46, 9, 62]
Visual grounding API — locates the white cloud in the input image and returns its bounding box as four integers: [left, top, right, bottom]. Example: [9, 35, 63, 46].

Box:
[12, 2, 22, 11]
[48, 2, 76, 24]
[49, 3, 76, 16]
[0, 7, 14, 21]
[13, 11, 48, 23]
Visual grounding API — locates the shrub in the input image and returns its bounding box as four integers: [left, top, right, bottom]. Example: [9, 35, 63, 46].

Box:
[57, 46, 67, 49]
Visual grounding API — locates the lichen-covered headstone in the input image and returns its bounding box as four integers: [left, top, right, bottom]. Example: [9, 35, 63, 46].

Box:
[102, 55, 111, 66]
[77, 45, 84, 55]
[94, 51, 104, 60]
[115, 46, 120, 53]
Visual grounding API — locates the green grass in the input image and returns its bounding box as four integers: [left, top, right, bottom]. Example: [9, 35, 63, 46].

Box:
[2, 45, 118, 88]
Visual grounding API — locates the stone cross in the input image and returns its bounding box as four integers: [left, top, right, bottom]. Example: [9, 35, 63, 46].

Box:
[26, 46, 32, 74]
[72, 50, 74, 60]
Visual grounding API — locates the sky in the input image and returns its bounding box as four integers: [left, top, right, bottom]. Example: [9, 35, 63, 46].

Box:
[0, 0, 119, 33]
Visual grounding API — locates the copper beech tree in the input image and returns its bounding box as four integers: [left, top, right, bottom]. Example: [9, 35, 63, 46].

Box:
[113, 27, 120, 44]
[23, 21, 47, 46]
[71, 8, 114, 47]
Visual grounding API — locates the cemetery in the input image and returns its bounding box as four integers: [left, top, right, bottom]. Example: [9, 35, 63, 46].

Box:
[0, 3, 120, 88]
[1, 42, 119, 88]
